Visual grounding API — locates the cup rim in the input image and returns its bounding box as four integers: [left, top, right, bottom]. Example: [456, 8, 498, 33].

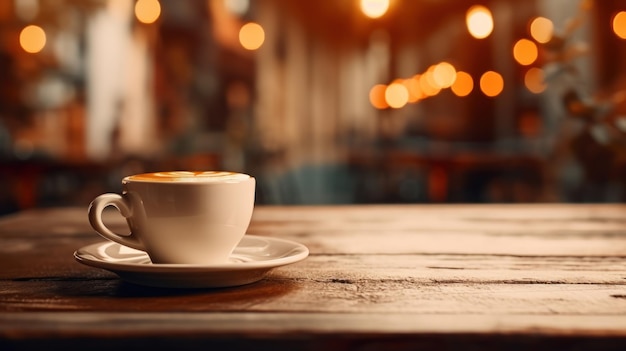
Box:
[122, 171, 253, 184]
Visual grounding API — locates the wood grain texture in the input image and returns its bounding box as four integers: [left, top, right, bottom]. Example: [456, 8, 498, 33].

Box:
[2, 204, 626, 350]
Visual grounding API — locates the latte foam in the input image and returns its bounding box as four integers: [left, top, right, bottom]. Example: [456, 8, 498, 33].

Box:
[126, 171, 250, 183]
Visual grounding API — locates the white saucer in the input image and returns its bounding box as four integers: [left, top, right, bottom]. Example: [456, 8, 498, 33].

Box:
[74, 235, 309, 288]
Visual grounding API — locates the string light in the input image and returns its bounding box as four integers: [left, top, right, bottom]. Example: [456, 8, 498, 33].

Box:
[433, 62, 457, 88]
[513, 39, 538, 66]
[466, 5, 493, 39]
[613, 11, 626, 39]
[480, 71, 504, 97]
[419, 69, 442, 97]
[239, 22, 265, 50]
[524, 67, 547, 94]
[451, 71, 473, 97]
[135, 0, 161, 24]
[403, 76, 423, 103]
[530, 17, 554, 43]
[19, 25, 46, 53]
[369, 84, 389, 109]
[385, 81, 409, 108]
[360, 0, 390, 19]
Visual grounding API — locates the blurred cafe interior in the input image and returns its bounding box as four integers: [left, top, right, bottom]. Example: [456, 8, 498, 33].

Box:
[0, 0, 626, 214]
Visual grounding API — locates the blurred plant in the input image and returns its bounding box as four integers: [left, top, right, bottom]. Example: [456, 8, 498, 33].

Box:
[541, 0, 626, 190]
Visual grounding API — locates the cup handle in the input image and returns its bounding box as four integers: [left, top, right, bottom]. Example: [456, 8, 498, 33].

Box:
[88, 193, 144, 251]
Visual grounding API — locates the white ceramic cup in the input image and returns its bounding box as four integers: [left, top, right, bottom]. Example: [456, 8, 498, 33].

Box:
[88, 171, 255, 265]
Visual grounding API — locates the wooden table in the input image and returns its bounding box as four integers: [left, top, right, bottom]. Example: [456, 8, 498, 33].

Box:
[2, 204, 626, 350]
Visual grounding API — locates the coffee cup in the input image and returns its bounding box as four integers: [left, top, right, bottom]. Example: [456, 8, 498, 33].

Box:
[88, 171, 255, 265]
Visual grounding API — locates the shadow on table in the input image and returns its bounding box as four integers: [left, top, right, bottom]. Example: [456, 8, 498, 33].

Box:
[35, 275, 301, 312]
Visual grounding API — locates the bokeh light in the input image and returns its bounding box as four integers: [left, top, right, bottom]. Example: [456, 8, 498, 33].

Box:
[613, 11, 626, 39]
[530, 16, 554, 44]
[433, 62, 457, 88]
[19, 25, 46, 53]
[466, 5, 493, 39]
[524, 67, 547, 94]
[403, 77, 423, 103]
[369, 84, 389, 109]
[513, 39, 538, 66]
[385, 81, 409, 109]
[135, 0, 161, 24]
[419, 69, 442, 97]
[451, 71, 473, 97]
[480, 71, 504, 97]
[360, 0, 390, 19]
[239, 22, 265, 50]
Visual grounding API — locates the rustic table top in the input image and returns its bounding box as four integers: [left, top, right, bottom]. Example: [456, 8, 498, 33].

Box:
[2, 204, 626, 350]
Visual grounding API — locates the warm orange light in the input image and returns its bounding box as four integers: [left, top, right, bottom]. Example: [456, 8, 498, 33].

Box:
[385, 81, 409, 109]
[513, 39, 538, 66]
[530, 17, 553, 44]
[451, 71, 473, 97]
[425, 66, 441, 88]
[466, 5, 493, 39]
[360, 0, 390, 19]
[524, 67, 547, 94]
[480, 71, 504, 97]
[419, 70, 441, 97]
[613, 11, 626, 39]
[135, 0, 161, 24]
[369, 84, 389, 109]
[19, 25, 46, 53]
[403, 77, 423, 103]
[433, 62, 457, 88]
[239, 22, 265, 50]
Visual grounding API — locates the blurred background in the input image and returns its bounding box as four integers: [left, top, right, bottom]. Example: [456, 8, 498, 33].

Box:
[1, 0, 626, 214]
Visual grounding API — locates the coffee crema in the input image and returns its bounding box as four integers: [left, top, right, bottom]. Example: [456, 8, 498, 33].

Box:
[125, 171, 250, 183]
